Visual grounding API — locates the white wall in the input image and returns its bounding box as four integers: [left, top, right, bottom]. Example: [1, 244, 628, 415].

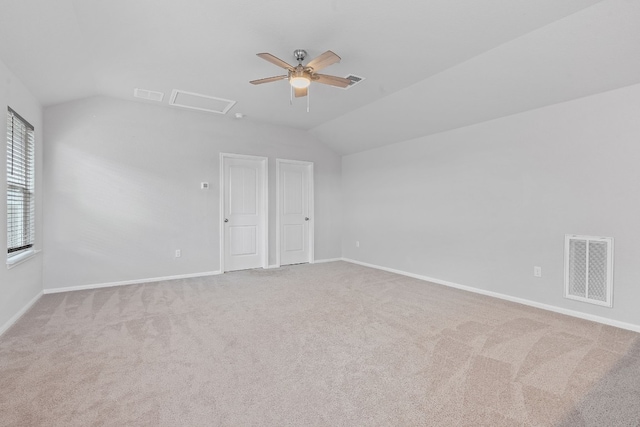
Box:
[43, 96, 341, 290]
[342, 83, 640, 328]
[0, 59, 43, 332]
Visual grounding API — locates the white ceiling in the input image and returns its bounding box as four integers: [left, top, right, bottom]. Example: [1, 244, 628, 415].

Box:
[1, 0, 638, 154]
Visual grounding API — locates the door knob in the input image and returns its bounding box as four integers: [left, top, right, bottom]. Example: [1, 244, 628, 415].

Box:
[224, 218, 229, 223]
[305, 217, 309, 221]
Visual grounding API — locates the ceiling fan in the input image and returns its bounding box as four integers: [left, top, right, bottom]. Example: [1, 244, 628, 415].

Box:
[250, 49, 351, 98]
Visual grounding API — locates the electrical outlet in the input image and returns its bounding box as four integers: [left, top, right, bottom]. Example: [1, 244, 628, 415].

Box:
[175, 249, 181, 258]
[534, 266, 542, 277]
[356, 241, 360, 248]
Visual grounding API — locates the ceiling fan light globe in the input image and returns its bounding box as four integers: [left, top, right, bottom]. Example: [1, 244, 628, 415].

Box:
[290, 76, 311, 89]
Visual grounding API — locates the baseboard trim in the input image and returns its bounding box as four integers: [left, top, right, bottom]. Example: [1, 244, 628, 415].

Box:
[0, 290, 43, 337]
[43, 270, 223, 295]
[313, 258, 342, 264]
[342, 258, 640, 333]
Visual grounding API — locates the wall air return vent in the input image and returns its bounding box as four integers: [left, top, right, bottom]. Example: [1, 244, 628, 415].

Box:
[134, 88, 164, 102]
[169, 89, 236, 114]
[564, 234, 613, 307]
[341, 74, 365, 89]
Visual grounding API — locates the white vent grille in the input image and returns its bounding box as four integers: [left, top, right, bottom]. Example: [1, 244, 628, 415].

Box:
[564, 234, 613, 307]
[133, 88, 164, 102]
[342, 74, 365, 89]
[169, 89, 236, 114]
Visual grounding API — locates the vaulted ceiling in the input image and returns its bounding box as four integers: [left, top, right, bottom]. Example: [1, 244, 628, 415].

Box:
[1, 0, 638, 154]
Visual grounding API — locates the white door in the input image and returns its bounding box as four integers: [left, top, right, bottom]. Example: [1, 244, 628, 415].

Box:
[222, 155, 267, 272]
[277, 160, 313, 266]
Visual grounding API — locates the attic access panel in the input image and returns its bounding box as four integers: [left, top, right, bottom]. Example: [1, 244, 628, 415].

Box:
[169, 89, 236, 114]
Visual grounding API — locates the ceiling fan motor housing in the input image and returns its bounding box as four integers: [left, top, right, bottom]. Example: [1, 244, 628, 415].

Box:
[290, 65, 310, 78]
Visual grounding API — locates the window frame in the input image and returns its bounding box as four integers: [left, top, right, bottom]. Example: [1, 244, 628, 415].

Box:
[6, 107, 35, 263]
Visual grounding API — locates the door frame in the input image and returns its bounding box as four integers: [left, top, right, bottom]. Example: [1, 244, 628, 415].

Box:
[275, 158, 314, 268]
[219, 153, 269, 272]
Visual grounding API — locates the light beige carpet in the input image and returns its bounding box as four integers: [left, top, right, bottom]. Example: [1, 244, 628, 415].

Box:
[1, 261, 639, 426]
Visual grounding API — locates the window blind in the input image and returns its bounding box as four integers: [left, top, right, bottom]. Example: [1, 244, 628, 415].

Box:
[7, 107, 35, 254]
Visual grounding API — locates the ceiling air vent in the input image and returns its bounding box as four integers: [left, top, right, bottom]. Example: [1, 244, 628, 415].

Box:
[169, 89, 236, 114]
[341, 74, 365, 90]
[133, 88, 164, 102]
[564, 234, 614, 307]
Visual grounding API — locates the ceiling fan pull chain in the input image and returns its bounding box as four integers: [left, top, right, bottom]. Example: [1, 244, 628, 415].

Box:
[290, 85, 293, 105]
[307, 87, 310, 113]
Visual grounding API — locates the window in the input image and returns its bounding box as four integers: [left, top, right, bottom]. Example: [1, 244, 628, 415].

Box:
[6, 107, 35, 258]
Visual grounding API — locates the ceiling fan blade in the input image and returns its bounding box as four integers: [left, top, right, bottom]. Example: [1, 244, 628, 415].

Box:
[256, 53, 295, 70]
[294, 87, 308, 98]
[313, 74, 351, 88]
[250, 75, 288, 85]
[306, 50, 341, 72]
